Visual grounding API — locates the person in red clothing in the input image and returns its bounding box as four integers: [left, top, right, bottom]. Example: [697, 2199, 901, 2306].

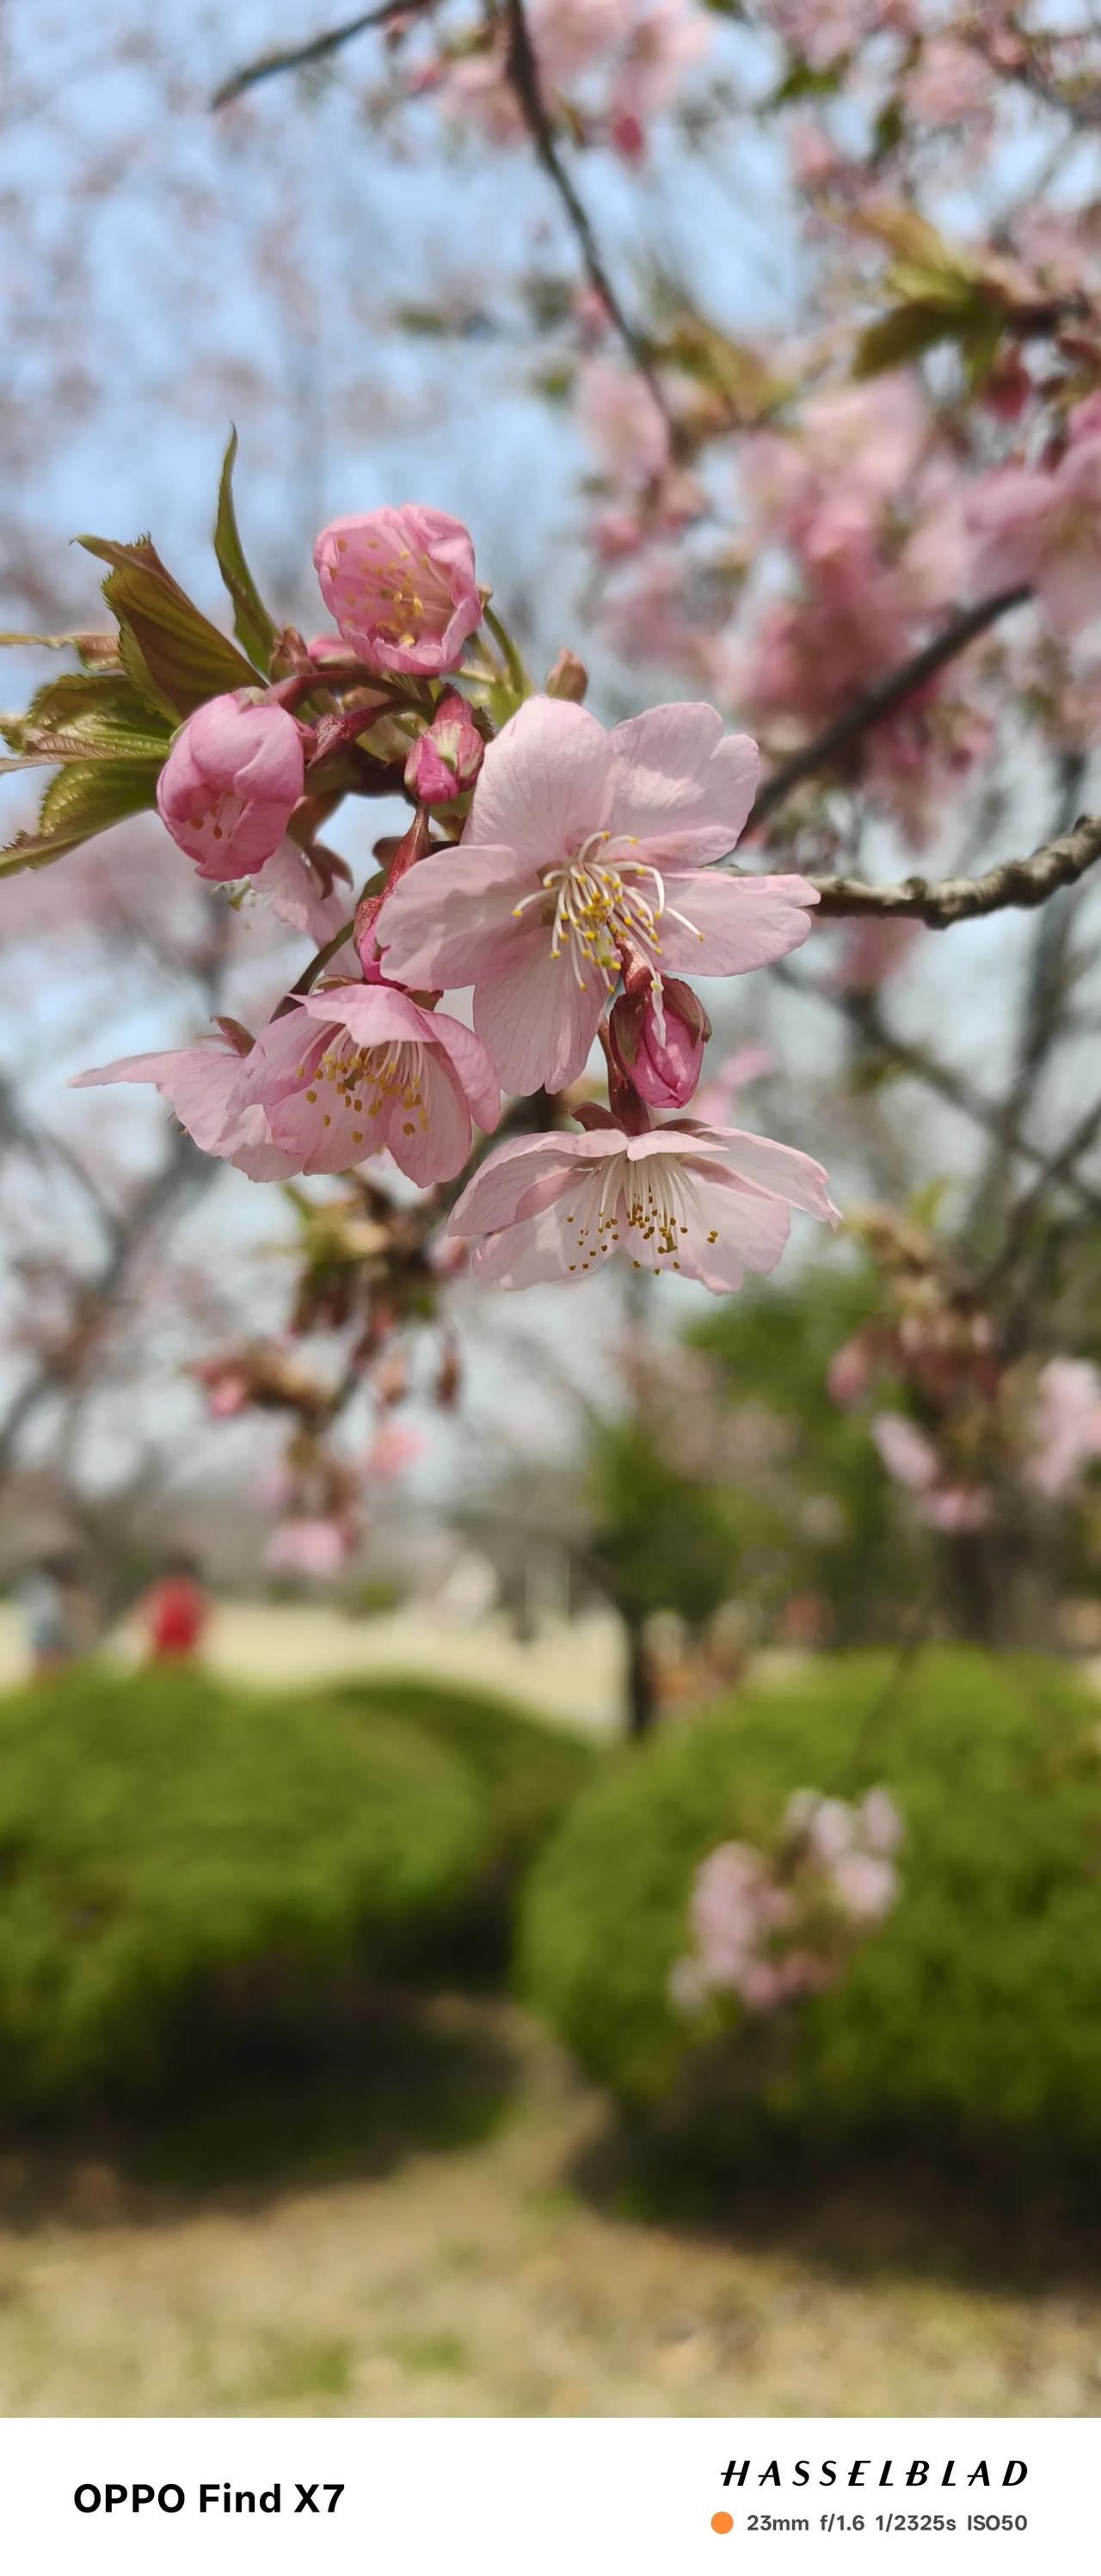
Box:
[140, 1554, 212, 1665]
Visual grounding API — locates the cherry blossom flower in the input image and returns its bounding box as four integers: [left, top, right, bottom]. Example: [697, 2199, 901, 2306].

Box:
[157, 692, 304, 880]
[871, 1411, 989, 1530]
[366, 1420, 427, 1482]
[447, 1113, 837, 1291]
[378, 696, 817, 1094]
[69, 1035, 301, 1182]
[1024, 1357, 1101, 1499]
[607, 0, 711, 153]
[578, 359, 671, 486]
[265, 1516, 355, 1580]
[404, 689, 484, 802]
[313, 504, 482, 675]
[233, 982, 501, 1185]
[969, 427, 1101, 634]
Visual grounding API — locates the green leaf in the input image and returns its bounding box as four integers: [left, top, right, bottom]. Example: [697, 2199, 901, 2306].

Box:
[0, 758, 163, 877]
[77, 532, 260, 722]
[852, 300, 963, 377]
[214, 430, 280, 677]
[2, 671, 174, 764]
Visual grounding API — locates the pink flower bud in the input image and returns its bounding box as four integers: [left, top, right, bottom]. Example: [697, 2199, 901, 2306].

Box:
[157, 692, 305, 880]
[312, 504, 482, 677]
[544, 647, 589, 702]
[608, 975, 710, 1110]
[403, 690, 484, 803]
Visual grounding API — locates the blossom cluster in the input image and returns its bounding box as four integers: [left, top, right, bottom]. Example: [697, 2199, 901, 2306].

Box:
[827, 1217, 1101, 1530]
[68, 497, 838, 1297]
[670, 1786, 902, 2018]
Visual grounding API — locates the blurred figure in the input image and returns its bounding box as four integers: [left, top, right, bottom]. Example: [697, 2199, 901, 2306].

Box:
[16, 1554, 86, 1678]
[139, 1555, 212, 1665]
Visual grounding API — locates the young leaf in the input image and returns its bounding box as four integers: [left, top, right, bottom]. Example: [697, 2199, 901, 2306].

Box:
[3, 670, 174, 763]
[0, 757, 163, 876]
[77, 533, 260, 722]
[214, 430, 280, 675]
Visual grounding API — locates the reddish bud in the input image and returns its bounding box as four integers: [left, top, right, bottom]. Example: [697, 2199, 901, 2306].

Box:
[608, 975, 710, 1110]
[403, 690, 484, 803]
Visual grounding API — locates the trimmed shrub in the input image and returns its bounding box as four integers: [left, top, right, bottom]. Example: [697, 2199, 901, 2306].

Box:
[520, 1648, 1101, 2134]
[0, 1665, 487, 2101]
[325, 1676, 595, 1874]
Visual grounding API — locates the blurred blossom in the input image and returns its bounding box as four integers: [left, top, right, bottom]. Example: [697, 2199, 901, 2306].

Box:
[1024, 1358, 1101, 1500]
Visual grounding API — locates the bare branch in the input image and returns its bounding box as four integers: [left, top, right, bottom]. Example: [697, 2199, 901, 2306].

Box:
[808, 813, 1101, 927]
[501, 0, 675, 435]
[211, 0, 435, 110]
[752, 588, 1030, 826]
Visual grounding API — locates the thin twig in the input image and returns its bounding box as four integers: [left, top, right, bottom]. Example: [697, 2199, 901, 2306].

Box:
[211, 0, 435, 108]
[501, 0, 675, 434]
[772, 960, 1101, 1216]
[808, 812, 1101, 927]
[752, 587, 1029, 826]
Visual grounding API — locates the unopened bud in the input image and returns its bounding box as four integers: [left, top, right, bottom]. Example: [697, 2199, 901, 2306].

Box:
[403, 690, 484, 803]
[608, 975, 710, 1110]
[544, 647, 589, 703]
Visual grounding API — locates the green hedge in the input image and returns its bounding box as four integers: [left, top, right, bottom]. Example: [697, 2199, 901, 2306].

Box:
[520, 1649, 1101, 2134]
[325, 1676, 595, 1874]
[0, 1666, 487, 2101]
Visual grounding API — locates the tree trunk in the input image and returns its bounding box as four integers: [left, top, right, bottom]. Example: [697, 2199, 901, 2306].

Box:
[624, 1612, 658, 1740]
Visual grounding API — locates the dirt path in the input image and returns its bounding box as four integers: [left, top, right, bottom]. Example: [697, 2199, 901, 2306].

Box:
[0, 2007, 1097, 2418]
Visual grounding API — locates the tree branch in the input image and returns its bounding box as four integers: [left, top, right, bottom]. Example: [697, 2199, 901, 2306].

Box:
[501, 0, 675, 435]
[212, 0, 435, 110]
[808, 813, 1101, 927]
[752, 587, 1029, 826]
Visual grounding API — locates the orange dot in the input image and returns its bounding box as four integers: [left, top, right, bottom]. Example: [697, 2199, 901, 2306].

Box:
[711, 2512, 734, 2535]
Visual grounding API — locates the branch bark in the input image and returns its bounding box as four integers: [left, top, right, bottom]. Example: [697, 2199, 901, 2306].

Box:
[212, 0, 435, 108]
[807, 813, 1101, 927]
[501, 0, 675, 434]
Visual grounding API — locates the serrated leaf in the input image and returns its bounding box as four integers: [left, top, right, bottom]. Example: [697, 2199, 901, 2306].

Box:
[13, 670, 173, 763]
[77, 532, 260, 721]
[0, 757, 163, 876]
[214, 430, 280, 676]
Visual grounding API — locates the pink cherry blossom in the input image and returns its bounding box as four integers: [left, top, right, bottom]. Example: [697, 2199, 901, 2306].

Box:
[313, 504, 482, 676]
[969, 435, 1101, 633]
[860, 1788, 903, 1855]
[378, 695, 817, 1095]
[366, 1419, 427, 1481]
[447, 1113, 837, 1292]
[742, 375, 926, 563]
[607, 1, 711, 150]
[1024, 1357, 1101, 1499]
[156, 692, 305, 880]
[68, 1035, 301, 1182]
[827, 1334, 871, 1408]
[832, 1849, 898, 1922]
[233, 982, 501, 1185]
[578, 359, 671, 486]
[871, 1412, 989, 1530]
[404, 689, 484, 803]
[265, 1516, 355, 1580]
